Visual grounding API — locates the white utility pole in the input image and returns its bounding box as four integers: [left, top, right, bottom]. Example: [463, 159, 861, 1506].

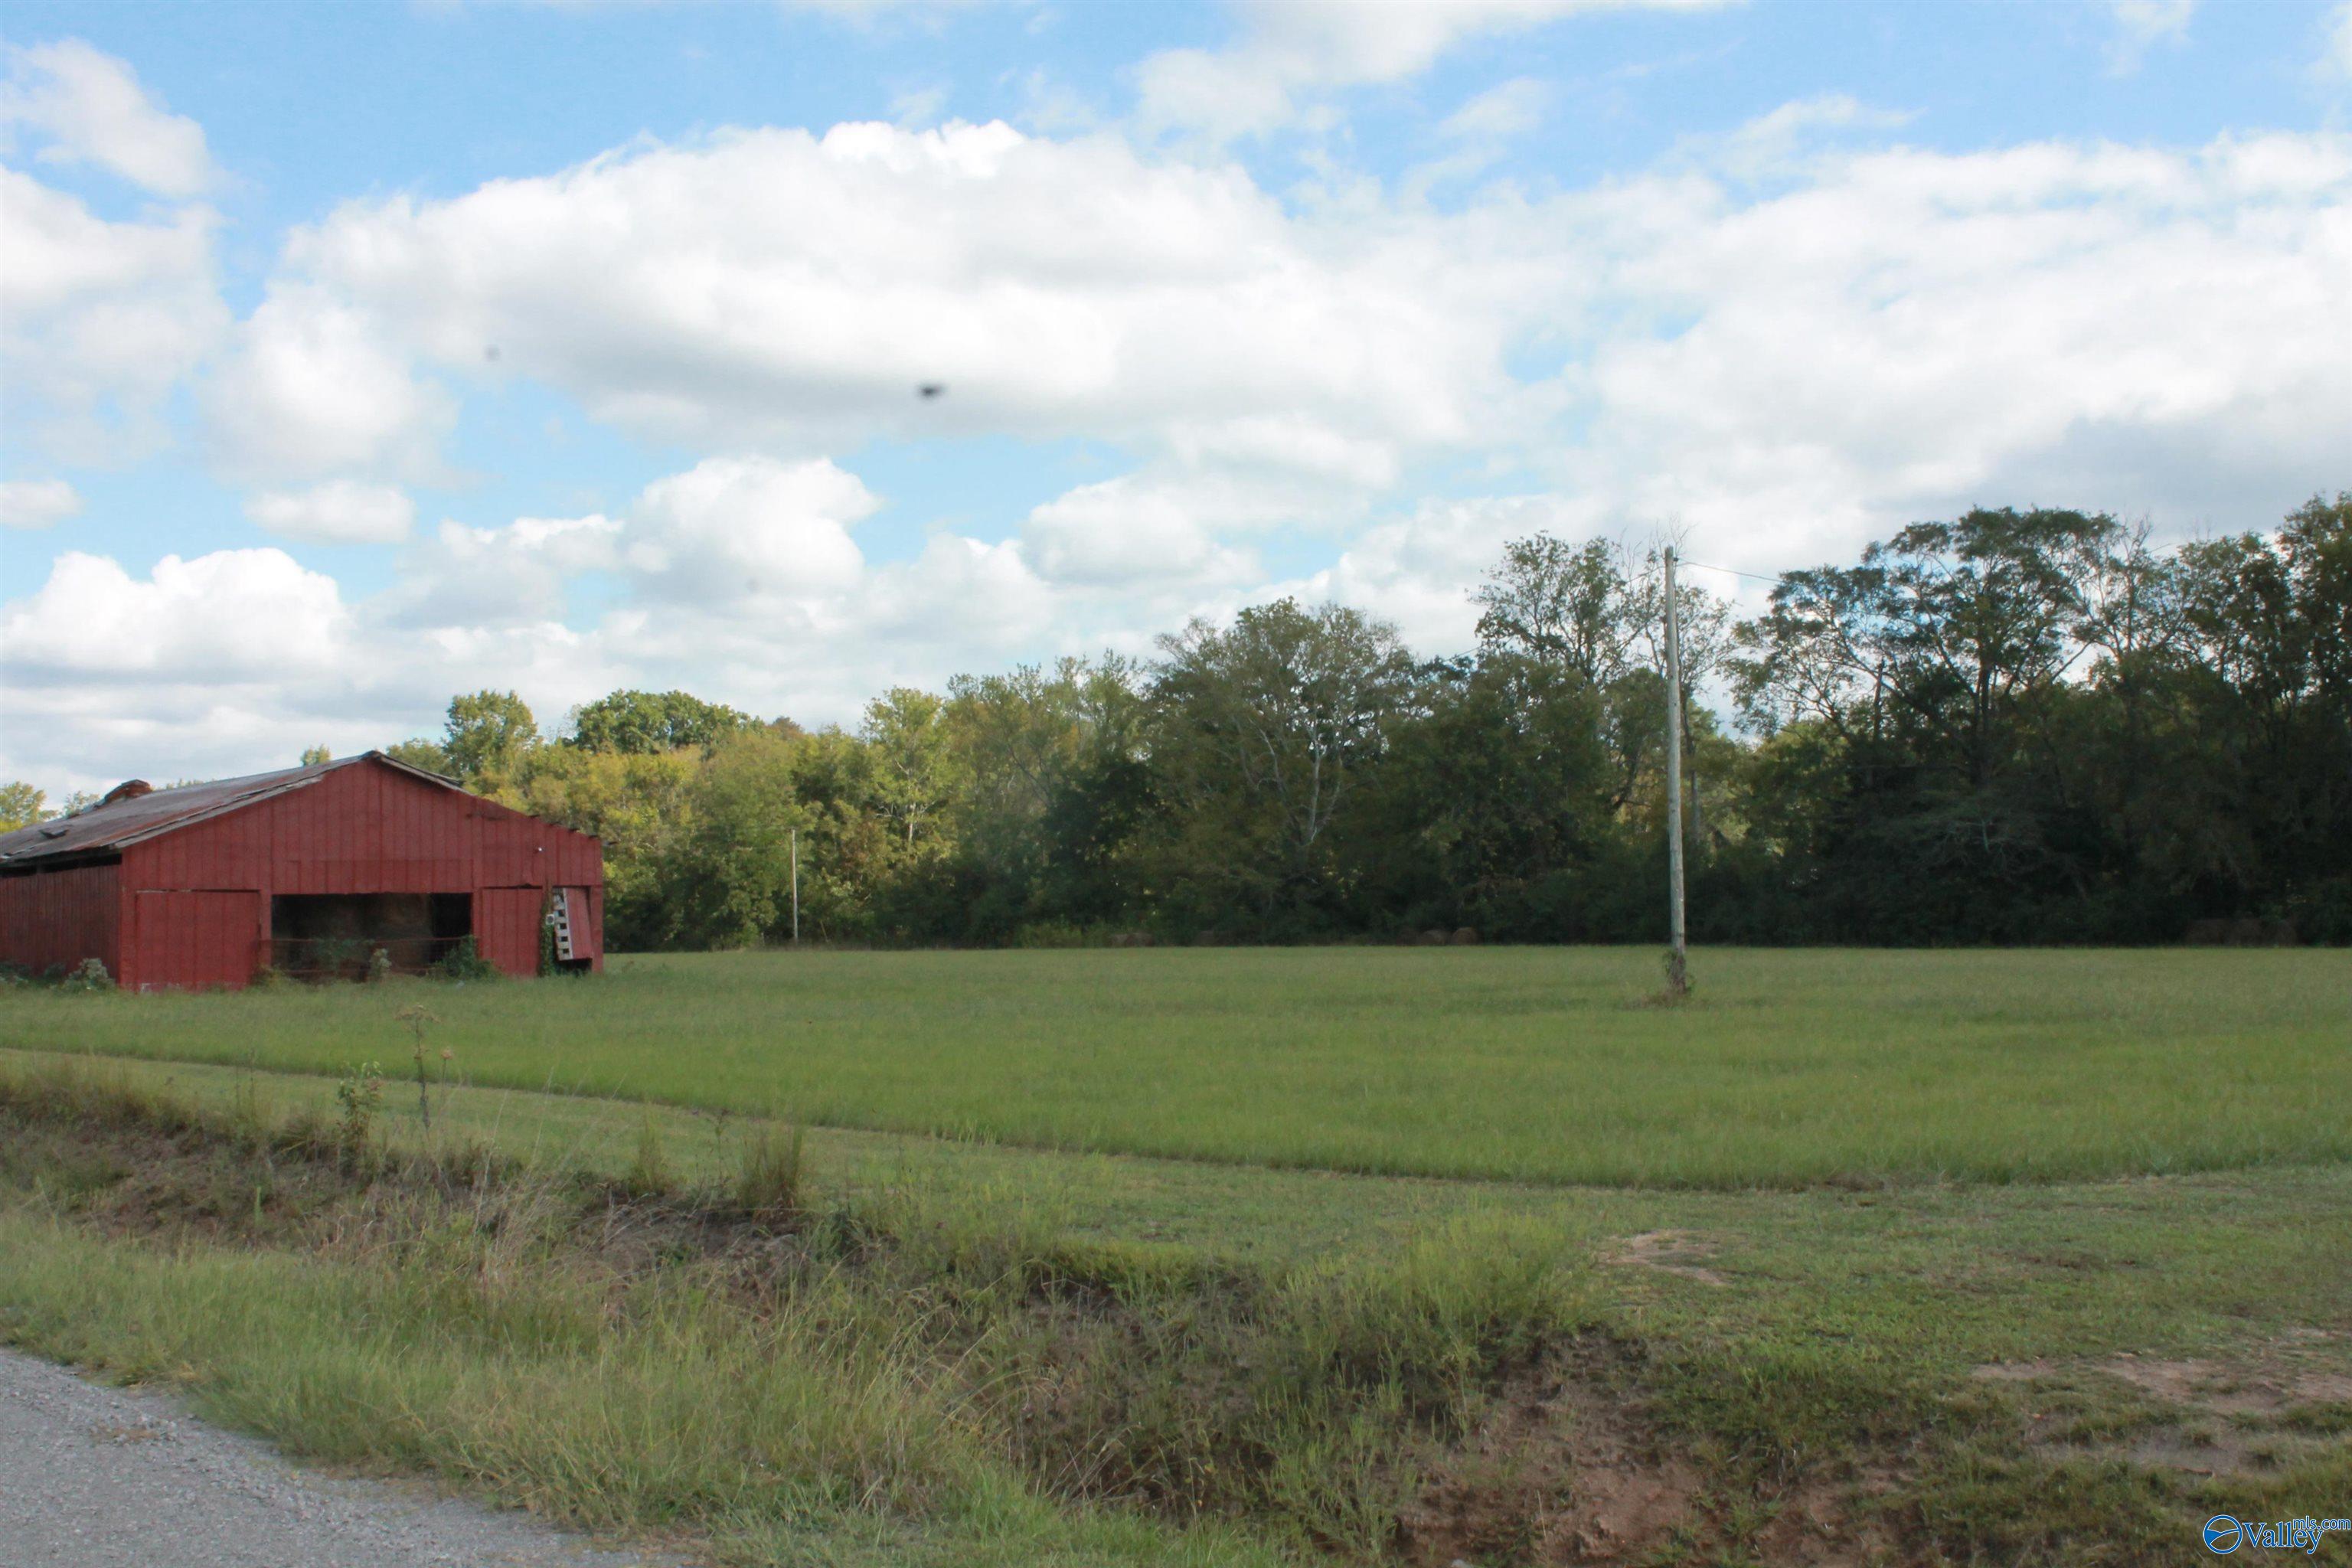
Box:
[790, 827, 800, 946]
[1662, 546, 1689, 996]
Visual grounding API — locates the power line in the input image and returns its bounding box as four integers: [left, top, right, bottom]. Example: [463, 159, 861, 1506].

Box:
[1678, 558, 1797, 589]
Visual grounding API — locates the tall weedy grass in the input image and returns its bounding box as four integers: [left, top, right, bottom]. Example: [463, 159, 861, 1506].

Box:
[733, 1122, 807, 1217]
[1275, 1216, 1591, 1414]
[623, 1103, 672, 1196]
[0, 1207, 1226, 1566]
[0, 1063, 1621, 1564]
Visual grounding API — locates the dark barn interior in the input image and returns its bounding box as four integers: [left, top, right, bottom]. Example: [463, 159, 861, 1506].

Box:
[269, 892, 472, 976]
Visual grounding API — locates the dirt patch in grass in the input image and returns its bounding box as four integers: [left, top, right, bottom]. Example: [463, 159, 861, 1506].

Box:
[1972, 1354, 2352, 1416]
[1396, 1344, 1904, 1566]
[1601, 1230, 1726, 1288]
[1396, 1354, 1702, 1565]
[2097, 1354, 2352, 1413]
[1969, 1352, 2352, 1479]
[0, 1116, 366, 1243]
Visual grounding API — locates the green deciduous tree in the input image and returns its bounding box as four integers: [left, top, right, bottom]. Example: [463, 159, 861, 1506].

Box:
[503, 745, 700, 949]
[659, 729, 808, 949]
[382, 738, 456, 776]
[1152, 599, 1416, 929]
[862, 688, 959, 852]
[0, 782, 51, 833]
[941, 656, 1149, 938]
[1474, 535, 1638, 684]
[1374, 652, 1612, 932]
[441, 691, 540, 787]
[368, 494, 2348, 952]
[567, 689, 757, 755]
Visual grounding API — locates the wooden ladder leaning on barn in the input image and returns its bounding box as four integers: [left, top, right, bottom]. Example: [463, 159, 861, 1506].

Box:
[547, 887, 579, 964]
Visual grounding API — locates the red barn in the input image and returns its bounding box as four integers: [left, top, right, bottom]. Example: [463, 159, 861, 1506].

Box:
[0, 752, 603, 991]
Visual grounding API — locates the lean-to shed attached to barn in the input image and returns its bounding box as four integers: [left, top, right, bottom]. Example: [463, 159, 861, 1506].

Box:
[0, 752, 603, 989]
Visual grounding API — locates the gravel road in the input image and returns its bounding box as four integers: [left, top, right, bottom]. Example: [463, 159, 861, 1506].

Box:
[0, 1347, 691, 1568]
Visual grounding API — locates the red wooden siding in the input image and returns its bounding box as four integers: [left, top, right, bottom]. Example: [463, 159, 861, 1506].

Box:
[1, 758, 603, 990]
[475, 887, 547, 975]
[92, 756, 603, 989]
[137, 763, 492, 896]
[124, 890, 263, 991]
[0, 862, 122, 978]
[566, 887, 603, 963]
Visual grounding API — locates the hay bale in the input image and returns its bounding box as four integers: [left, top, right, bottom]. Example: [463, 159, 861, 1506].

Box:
[1449, 926, 1480, 946]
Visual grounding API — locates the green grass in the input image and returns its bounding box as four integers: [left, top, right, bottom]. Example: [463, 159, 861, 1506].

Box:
[9, 1046, 2349, 1386]
[5, 946, 2347, 1187]
[0, 1184, 1279, 1568]
[4, 947, 2348, 1563]
[2, 1048, 2347, 1565]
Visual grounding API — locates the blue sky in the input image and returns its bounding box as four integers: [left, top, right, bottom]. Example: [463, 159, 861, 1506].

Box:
[3, 0, 2347, 795]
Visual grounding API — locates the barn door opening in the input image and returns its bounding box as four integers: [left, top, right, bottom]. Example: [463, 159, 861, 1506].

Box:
[270, 893, 471, 978]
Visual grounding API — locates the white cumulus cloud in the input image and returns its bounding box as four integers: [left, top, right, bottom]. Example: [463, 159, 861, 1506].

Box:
[243, 480, 416, 545]
[390, 513, 623, 629]
[0, 478, 83, 530]
[246, 120, 1516, 491]
[1021, 474, 1260, 587]
[8, 95, 2349, 793]
[1, 548, 351, 680]
[0, 167, 227, 459]
[2108, 0, 2195, 74]
[1134, 1, 1717, 142]
[625, 455, 875, 605]
[205, 284, 455, 482]
[0, 544, 626, 793]
[1548, 128, 2352, 564]
[2, 38, 216, 198]
[1281, 492, 1606, 652]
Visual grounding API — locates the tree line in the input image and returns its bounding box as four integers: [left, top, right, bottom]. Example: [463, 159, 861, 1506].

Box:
[6, 495, 2344, 948]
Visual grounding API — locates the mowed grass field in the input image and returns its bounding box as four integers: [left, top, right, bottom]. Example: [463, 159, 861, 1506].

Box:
[4, 946, 2347, 1188]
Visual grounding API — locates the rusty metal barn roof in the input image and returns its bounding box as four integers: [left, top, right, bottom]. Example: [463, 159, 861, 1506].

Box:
[0, 752, 464, 867]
